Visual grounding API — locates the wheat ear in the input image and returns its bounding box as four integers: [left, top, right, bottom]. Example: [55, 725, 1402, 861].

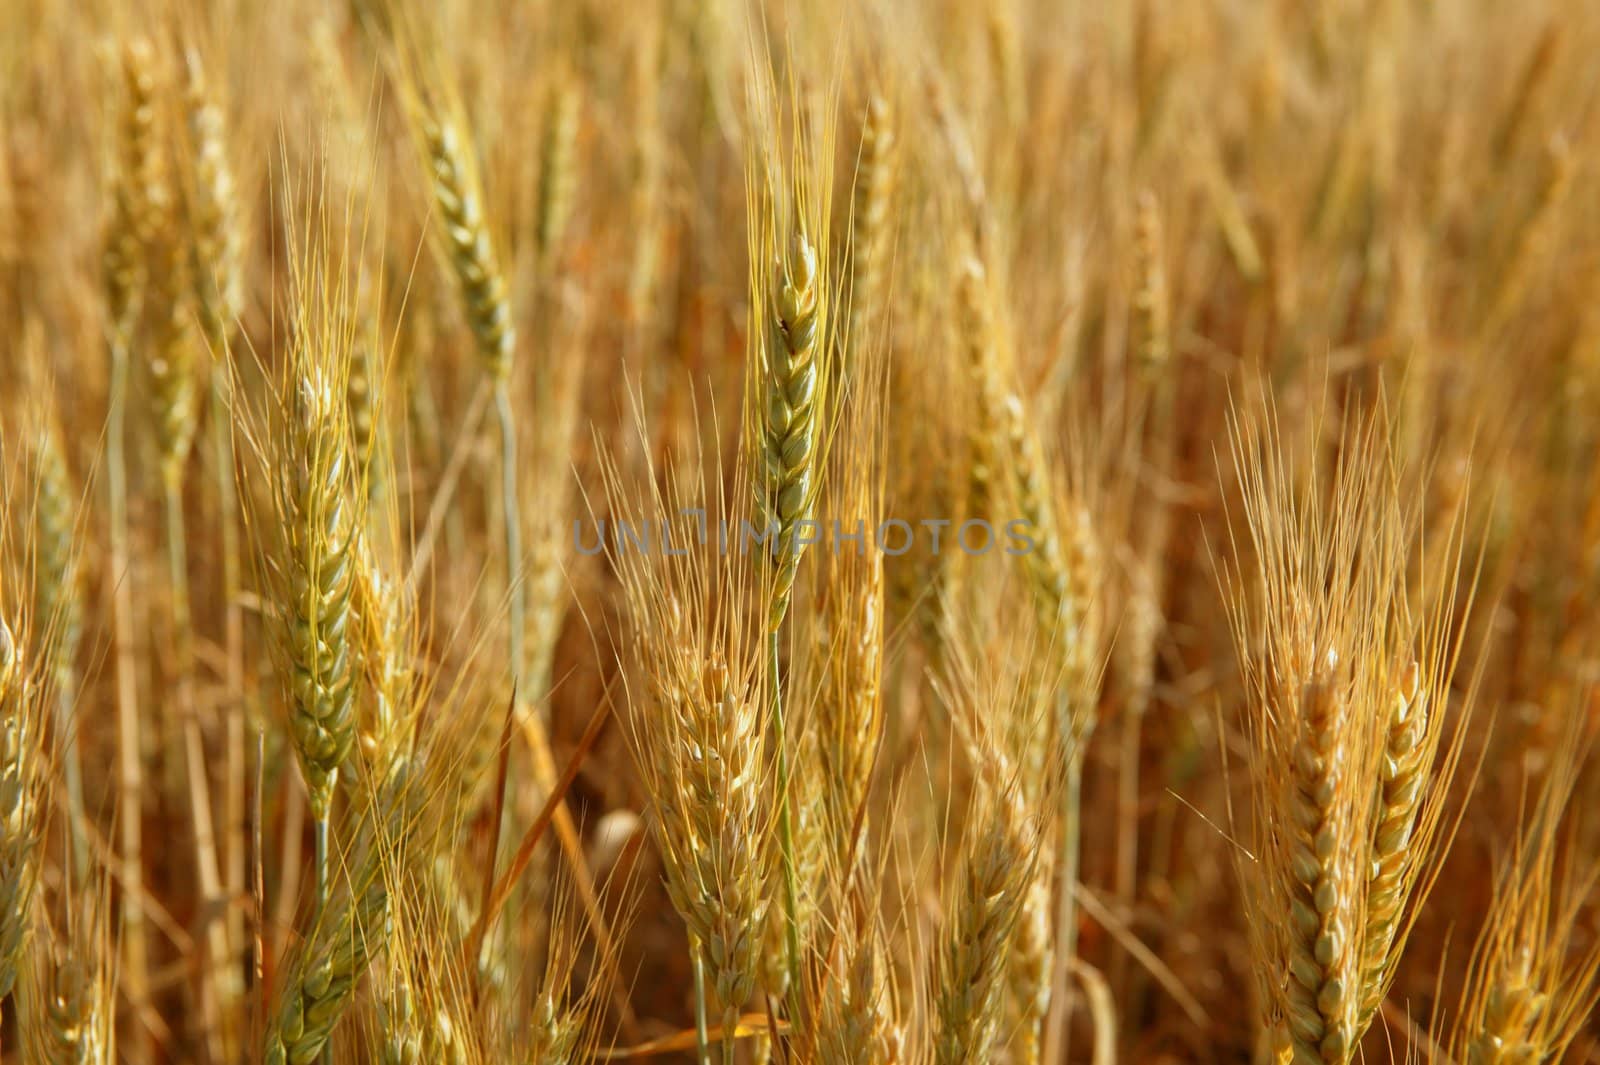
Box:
[183, 48, 243, 356]
[535, 79, 580, 262]
[957, 254, 1000, 521]
[934, 767, 1039, 1065]
[423, 116, 515, 382]
[759, 231, 823, 632]
[656, 659, 770, 1065]
[814, 889, 901, 1065]
[1453, 711, 1600, 1065]
[1132, 190, 1170, 376]
[606, 459, 773, 1064]
[352, 543, 410, 782]
[27, 883, 115, 1065]
[817, 551, 884, 851]
[756, 225, 827, 1001]
[421, 105, 526, 703]
[1355, 661, 1424, 1028]
[264, 771, 412, 1065]
[28, 420, 86, 880]
[279, 372, 359, 822]
[102, 38, 159, 1039]
[1281, 667, 1357, 1065]
[0, 615, 44, 1011]
[147, 224, 201, 488]
[849, 93, 895, 360]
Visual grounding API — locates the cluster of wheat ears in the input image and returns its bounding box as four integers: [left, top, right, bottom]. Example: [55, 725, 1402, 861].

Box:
[1, 0, 1599, 1062]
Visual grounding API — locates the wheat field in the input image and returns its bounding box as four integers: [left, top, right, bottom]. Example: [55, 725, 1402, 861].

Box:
[1, 0, 1598, 1062]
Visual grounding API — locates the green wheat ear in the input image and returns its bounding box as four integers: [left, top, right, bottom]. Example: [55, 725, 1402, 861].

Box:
[425, 117, 516, 381]
[760, 231, 823, 632]
[282, 375, 359, 821]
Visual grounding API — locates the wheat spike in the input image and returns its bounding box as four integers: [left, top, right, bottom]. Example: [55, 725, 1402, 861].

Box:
[958, 254, 1001, 521]
[183, 48, 244, 354]
[1453, 711, 1600, 1065]
[264, 766, 416, 1065]
[347, 324, 378, 488]
[424, 116, 515, 381]
[850, 93, 896, 358]
[759, 231, 824, 631]
[1356, 661, 1425, 1027]
[0, 615, 44, 1006]
[103, 38, 164, 342]
[278, 372, 359, 819]
[814, 892, 900, 1065]
[535, 79, 580, 261]
[29, 424, 81, 701]
[352, 542, 410, 781]
[148, 221, 201, 487]
[654, 658, 769, 1035]
[1132, 190, 1170, 375]
[1282, 670, 1355, 1064]
[817, 553, 883, 844]
[933, 769, 1039, 1065]
[263, 846, 389, 1065]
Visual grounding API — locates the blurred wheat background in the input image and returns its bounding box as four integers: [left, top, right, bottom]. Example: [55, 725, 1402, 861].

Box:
[1, 0, 1598, 1062]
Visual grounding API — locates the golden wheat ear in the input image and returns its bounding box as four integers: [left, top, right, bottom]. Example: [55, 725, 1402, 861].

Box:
[1450, 708, 1600, 1065]
[1226, 405, 1475, 1065]
[0, 610, 47, 1014]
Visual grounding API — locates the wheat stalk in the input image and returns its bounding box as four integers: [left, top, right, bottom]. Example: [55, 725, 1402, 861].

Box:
[101, 37, 161, 1041]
